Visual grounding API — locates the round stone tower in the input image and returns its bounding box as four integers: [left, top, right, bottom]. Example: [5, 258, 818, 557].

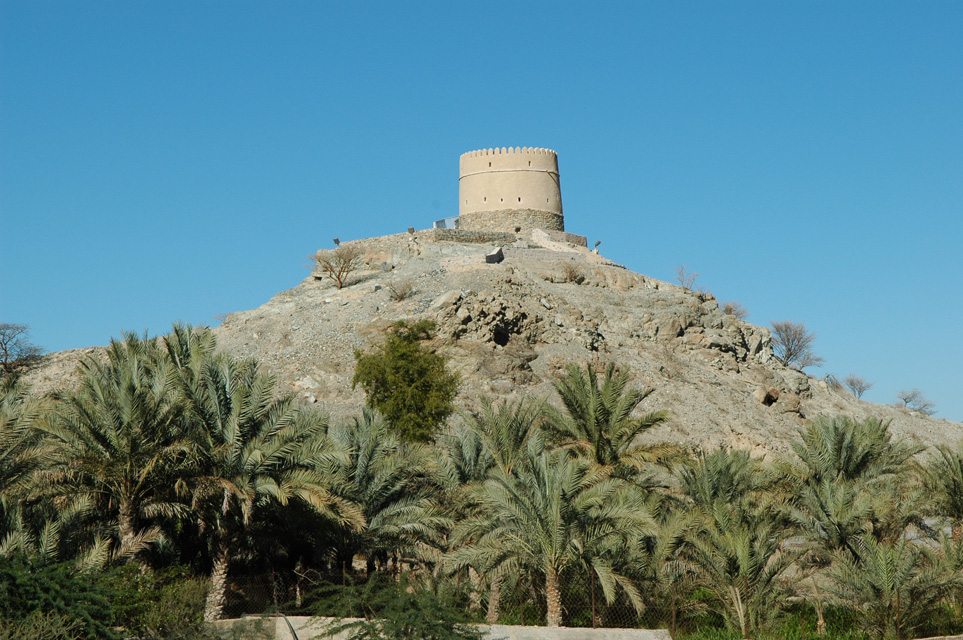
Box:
[459, 147, 563, 232]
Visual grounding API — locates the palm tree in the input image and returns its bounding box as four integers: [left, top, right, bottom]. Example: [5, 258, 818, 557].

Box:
[463, 398, 544, 475]
[452, 397, 544, 622]
[677, 448, 767, 511]
[0, 376, 46, 529]
[687, 500, 798, 640]
[438, 422, 493, 614]
[325, 408, 448, 579]
[827, 536, 956, 640]
[439, 422, 493, 496]
[447, 436, 650, 627]
[547, 363, 672, 483]
[36, 333, 190, 562]
[785, 416, 928, 563]
[791, 416, 922, 485]
[626, 496, 702, 639]
[924, 442, 963, 538]
[787, 476, 873, 561]
[172, 340, 358, 621]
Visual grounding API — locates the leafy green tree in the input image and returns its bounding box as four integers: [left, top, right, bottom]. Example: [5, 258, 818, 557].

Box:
[547, 363, 671, 482]
[101, 564, 226, 640]
[171, 333, 359, 622]
[787, 477, 873, 561]
[447, 435, 649, 627]
[353, 320, 459, 443]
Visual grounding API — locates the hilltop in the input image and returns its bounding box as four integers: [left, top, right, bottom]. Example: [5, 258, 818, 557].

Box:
[25, 227, 960, 457]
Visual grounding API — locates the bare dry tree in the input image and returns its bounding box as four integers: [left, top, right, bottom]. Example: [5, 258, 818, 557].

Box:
[313, 244, 363, 290]
[386, 279, 415, 302]
[0, 323, 43, 374]
[770, 320, 824, 370]
[674, 264, 700, 291]
[720, 300, 749, 319]
[843, 374, 873, 399]
[896, 388, 936, 416]
[823, 373, 843, 391]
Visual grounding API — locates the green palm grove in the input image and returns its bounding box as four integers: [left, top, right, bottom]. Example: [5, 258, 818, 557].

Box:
[2, 325, 963, 640]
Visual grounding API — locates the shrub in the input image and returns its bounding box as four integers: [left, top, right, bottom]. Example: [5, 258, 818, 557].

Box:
[560, 262, 585, 284]
[0, 611, 84, 640]
[102, 564, 218, 639]
[719, 300, 748, 319]
[353, 320, 459, 442]
[386, 279, 414, 301]
[0, 554, 118, 639]
[313, 575, 485, 640]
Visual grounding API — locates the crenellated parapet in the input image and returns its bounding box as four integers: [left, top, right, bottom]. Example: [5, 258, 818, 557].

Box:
[458, 147, 563, 233]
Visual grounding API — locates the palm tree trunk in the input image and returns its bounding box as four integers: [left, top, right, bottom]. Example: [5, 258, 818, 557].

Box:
[486, 574, 502, 624]
[545, 567, 562, 628]
[204, 548, 230, 622]
[118, 500, 136, 554]
[468, 567, 482, 612]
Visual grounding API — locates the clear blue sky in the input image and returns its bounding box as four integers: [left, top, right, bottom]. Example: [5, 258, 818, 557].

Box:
[2, 2, 961, 419]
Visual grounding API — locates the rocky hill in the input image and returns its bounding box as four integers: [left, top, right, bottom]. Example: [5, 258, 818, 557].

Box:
[24, 228, 963, 458]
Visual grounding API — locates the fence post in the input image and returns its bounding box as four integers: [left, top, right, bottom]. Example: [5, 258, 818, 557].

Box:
[591, 570, 597, 628]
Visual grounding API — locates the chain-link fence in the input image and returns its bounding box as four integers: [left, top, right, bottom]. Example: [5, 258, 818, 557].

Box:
[221, 569, 963, 639]
[222, 568, 671, 631]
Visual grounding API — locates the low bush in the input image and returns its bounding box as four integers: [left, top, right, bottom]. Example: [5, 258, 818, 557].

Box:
[312, 575, 484, 640]
[0, 554, 118, 639]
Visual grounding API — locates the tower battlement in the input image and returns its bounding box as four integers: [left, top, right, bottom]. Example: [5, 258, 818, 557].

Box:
[458, 147, 563, 233]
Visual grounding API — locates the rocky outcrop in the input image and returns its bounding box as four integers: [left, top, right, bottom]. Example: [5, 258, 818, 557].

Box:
[23, 230, 963, 458]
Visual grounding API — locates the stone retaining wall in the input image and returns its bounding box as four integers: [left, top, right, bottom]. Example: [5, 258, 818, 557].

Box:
[427, 228, 518, 244]
[459, 208, 564, 233]
[216, 617, 671, 640]
[531, 228, 587, 247]
[503, 248, 585, 262]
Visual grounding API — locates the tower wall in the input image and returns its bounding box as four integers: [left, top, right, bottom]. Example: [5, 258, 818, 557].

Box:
[458, 147, 563, 232]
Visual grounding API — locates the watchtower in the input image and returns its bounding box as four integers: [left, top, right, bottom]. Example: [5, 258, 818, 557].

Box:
[458, 147, 563, 233]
